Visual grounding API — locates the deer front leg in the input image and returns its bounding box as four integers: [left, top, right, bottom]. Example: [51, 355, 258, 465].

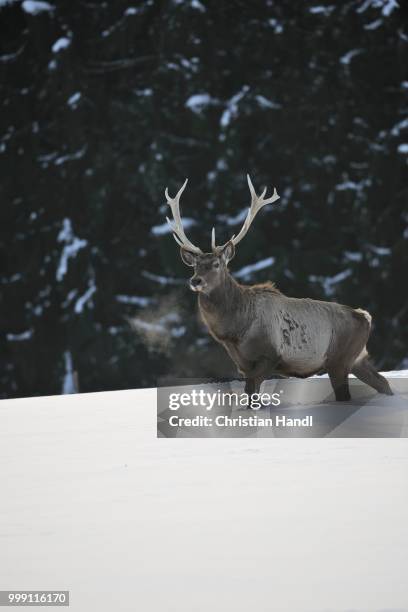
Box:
[223, 341, 254, 376]
[243, 358, 274, 408]
[243, 357, 273, 379]
[222, 342, 263, 404]
[223, 342, 274, 407]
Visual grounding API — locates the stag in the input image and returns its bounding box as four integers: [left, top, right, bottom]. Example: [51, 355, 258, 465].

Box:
[164, 176, 392, 402]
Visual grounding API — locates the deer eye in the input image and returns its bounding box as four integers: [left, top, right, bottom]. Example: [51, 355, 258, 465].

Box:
[213, 261, 220, 269]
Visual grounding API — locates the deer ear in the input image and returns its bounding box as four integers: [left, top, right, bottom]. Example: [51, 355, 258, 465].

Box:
[180, 247, 197, 267]
[221, 241, 235, 264]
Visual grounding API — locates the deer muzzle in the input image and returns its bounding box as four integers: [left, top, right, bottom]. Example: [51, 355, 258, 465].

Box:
[189, 276, 205, 292]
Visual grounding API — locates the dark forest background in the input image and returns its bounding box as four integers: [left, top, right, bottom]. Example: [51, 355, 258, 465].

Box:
[0, 0, 407, 399]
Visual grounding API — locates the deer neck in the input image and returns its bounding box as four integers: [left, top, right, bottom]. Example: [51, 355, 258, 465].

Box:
[198, 271, 246, 341]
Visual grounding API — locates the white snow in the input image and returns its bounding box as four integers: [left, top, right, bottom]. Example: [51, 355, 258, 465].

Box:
[357, 0, 399, 15]
[6, 329, 33, 341]
[22, 0, 54, 15]
[185, 93, 218, 114]
[67, 92, 81, 107]
[172, 325, 186, 338]
[1, 272, 23, 284]
[217, 207, 248, 226]
[61, 289, 77, 308]
[142, 270, 183, 286]
[309, 268, 352, 295]
[381, 0, 399, 16]
[56, 219, 87, 282]
[336, 178, 370, 191]
[54, 145, 86, 165]
[391, 117, 408, 136]
[216, 158, 227, 171]
[369, 244, 391, 255]
[133, 87, 152, 97]
[124, 6, 139, 15]
[74, 279, 96, 314]
[57, 217, 74, 242]
[179, 57, 199, 73]
[52, 37, 71, 53]
[220, 86, 249, 129]
[116, 294, 152, 307]
[255, 95, 281, 110]
[62, 351, 76, 394]
[385, 369, 408, 377]
[267, 18, 283, 33]
[0, 48, 24, 64]
[56, 246, 86, 282]
[343, 250, 363, 262]
[336, 180, 360, 191]
[173, 0, 206, 10]
[191, 0, 205, 11]
[398, 143, 408, 154]
[314, 369, 408, 379]
[234, 257, 275, 279]
[74, 282, 96, 314]
[340, 49, 364, 65]
[309, 5, 335, 16]
[152, 217, 196, 236]
[0, 384, 407, 612]
[325, 268, 352, 284]
[364, 18, 383, 29]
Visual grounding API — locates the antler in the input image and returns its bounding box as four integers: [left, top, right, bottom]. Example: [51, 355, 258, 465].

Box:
[165, 179, 202, 254]
[212, 174, 280, 250]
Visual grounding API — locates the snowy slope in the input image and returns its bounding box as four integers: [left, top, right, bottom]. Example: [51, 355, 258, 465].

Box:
[0, 382, 408, 612]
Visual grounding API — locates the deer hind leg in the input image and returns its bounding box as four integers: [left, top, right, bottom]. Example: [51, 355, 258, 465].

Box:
[327, 365, 351, 401]
[243, 358, 273, 407]
[351, 356, 393, 395]
[244, 357, 279, 408]
[244, 376, 265, 408]
[244, 377, 260, 396]
[244, 379, 253, 394]
[244, 377, 258, 410]
[244, 367, 264, 406]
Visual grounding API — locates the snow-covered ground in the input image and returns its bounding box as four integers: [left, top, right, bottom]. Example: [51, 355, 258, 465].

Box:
[158, 372, 408, 438]
[1, 379, 408, 612]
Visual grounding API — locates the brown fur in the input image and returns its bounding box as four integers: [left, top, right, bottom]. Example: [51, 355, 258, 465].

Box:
[181, 246, 392, 402]
[243, 281, 281, 294]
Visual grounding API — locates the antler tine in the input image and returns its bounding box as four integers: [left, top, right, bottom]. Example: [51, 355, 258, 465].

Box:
[247, 174, 257, 199]
[230, 174, 280, 246]
[211, 174, 279, 252]
[164, 179, 202, 254]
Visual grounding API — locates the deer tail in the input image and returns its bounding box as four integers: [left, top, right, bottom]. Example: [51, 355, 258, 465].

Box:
[354, 308, 372, 326]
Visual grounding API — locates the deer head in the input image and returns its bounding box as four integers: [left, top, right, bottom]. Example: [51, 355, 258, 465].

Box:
[164, 175, 280, 293]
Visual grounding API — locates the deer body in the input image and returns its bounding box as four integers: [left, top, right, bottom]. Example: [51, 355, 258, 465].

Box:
[198, 273, 377, 397]
[163, 175, 392, 401]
